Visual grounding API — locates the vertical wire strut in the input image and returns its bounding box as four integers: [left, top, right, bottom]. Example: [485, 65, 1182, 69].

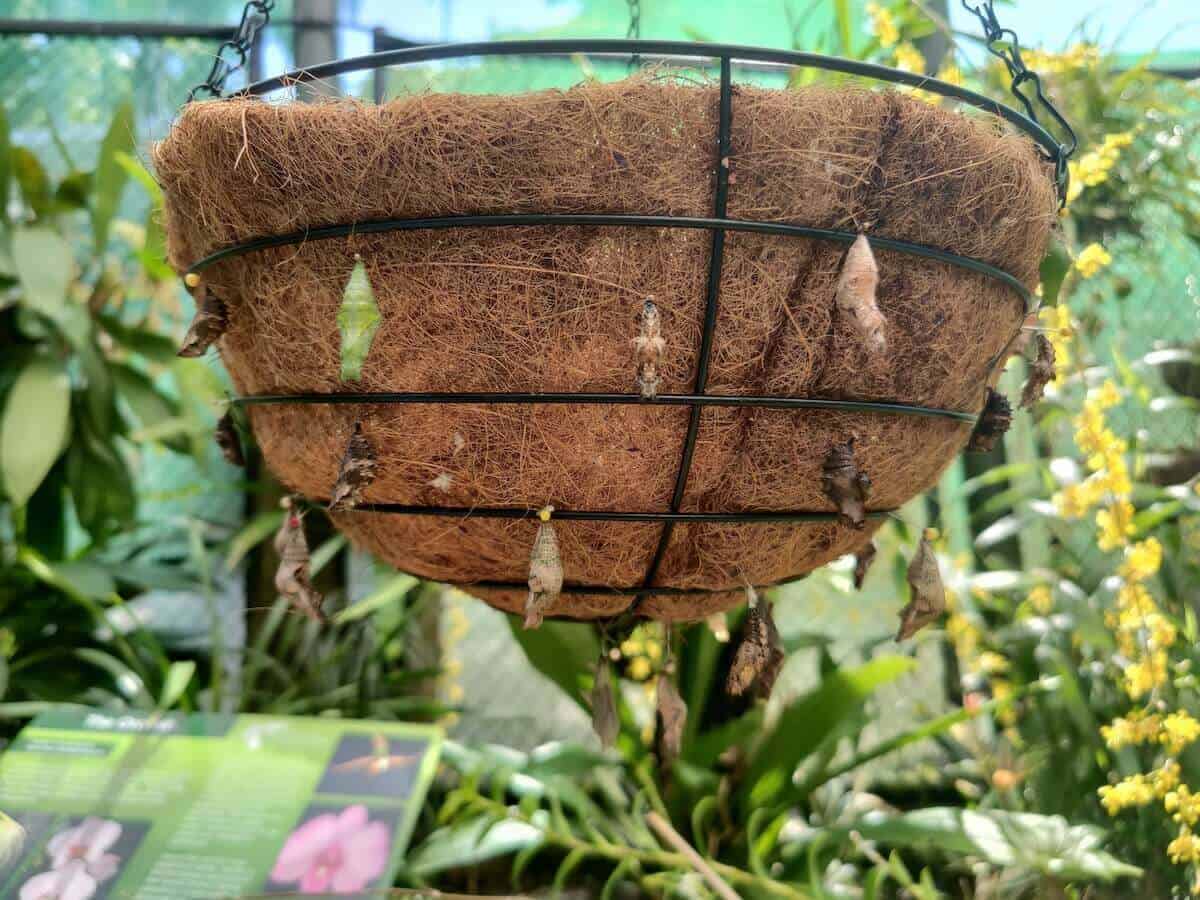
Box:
[628, 56, 733, 615]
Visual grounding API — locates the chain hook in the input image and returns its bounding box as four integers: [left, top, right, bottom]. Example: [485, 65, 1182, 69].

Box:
[186, 0, 276, 103]
[959, 0, 1077, 204]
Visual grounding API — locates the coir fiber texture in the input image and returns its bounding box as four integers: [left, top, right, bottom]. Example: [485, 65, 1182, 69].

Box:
[154, 75, 1057, 621]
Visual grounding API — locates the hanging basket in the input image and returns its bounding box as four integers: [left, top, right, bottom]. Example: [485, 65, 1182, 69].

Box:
[154, 38, 1067, 623]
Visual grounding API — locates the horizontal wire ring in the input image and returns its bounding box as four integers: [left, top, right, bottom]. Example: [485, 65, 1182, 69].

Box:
[184, 213, 1033, 312]
[231, 391, 980, 424]
[325, 503, 895, 523]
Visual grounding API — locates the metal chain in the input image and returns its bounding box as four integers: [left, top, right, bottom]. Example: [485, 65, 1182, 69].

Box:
[186, 0, 276, 102]
[626, 0, 642, 69]
[960, 0, 1077, 198]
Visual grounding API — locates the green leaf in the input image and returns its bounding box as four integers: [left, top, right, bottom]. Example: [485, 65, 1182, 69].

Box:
[0, 105, 10, 224]
[336, 256, 381, 382]
[114, 150, 162, 205]
[12, 147, 50, 218]
[98, 313, 179, 364]
[743, 656, 916, 807]
[111, 363, 179, 434]
[158, 661, 195, 710]
[507, 617, 600, 709]
[12, 227, 74, 323]
[332, 573, 419, 624]
[408, 813, 546, 876]
[66, 417, 135, 538]
[845, 808, 1141, 883]
[93, 102, 135, 253]
[55, 171, 92, 210]
[1039, 242, 1071, 305]
[1, 357, 71, 506]
[225, 510, 285, 571]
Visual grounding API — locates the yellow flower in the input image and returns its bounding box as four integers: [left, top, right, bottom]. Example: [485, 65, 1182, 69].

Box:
[1162, 712, 1200, 755]
[1039, 305, 1072, 382]
[1092, 380, 1122, 410]
[1101, 711, 1162, 749]
[1027, 585, 1053, 615]
[1166, 786, 1200, 826]
[627, 656, 652, 681]
[1023, 44, 1100, 75]
[1098, 774, 1155, 815]
[1096, 501, 1136, 552]
[1121, 538, 1163, 583]
[1169, 827, 1200, 865]
[1124, 650, 1169, 698]
[937, 63, 963, 86]
[893, 42, 925, 74]
[1075, 243, 1112, 279]
[974, 651, 1010, 676]
[1117, 582, 1156, 616]
[866, 2, 899, 48]
[1154, 760, 1182, 797]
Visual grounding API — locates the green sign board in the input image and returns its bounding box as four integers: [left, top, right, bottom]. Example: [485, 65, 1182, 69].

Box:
[0, 709, 441, 898]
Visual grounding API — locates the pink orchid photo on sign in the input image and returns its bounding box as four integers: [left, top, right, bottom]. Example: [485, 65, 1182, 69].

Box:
[268, 804, 392, 895]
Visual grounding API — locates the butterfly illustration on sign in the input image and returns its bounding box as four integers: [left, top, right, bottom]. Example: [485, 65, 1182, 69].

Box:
[330, 733, 420, 777]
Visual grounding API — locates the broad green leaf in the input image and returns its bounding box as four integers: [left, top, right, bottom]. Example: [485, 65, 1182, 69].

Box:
[12, 147, 50, 217]
[55, 171, 92, 210]
[0, 357, 71, 506]
[743, 656, 916, 807]
[66, 419, 136, 537]
[47, 560, 117, 600]
[337, 256, 381, 381]
[507, 616, 600, 710]
[98, 312, 179, 363]
[408, 813, 546, 876]
[111, 363, 178, 433]
[684, 707, 763, 769]
[846, 808, 1141, 883]
[333, 573, 418, 624]
[73, 648, 153, 708]
[93, 102, 135, 252]
[13, 227, 74, 322]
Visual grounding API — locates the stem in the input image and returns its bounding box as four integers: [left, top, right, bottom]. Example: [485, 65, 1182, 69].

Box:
[646, 811, 740, 900]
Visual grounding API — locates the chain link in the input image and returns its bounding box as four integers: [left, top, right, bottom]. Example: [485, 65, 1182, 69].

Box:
[187, 0, 276, 102]
[960, 0, 1077, 199]
[626, 0, 642, 69]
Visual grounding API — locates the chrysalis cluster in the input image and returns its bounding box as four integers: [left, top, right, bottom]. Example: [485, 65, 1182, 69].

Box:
[835, 234, 887, 356]
[329, 422, 378, 511]
[822, 439, 872, 529]
[273, 497, 325, 623]
[896, 529, 945, 641]
[634, 298, 666, 399]
[524, 506, 563, 630]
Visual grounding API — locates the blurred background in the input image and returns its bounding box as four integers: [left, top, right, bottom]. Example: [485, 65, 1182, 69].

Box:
[1, 1, 1199, 896]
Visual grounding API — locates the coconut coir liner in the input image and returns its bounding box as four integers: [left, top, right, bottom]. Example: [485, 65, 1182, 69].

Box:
[154, 76, 1056, 622]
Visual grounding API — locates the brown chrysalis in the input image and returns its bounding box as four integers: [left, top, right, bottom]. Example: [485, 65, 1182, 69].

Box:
[178, 283, 229, 358]
[853, 541, 877, 590]
[329, 422, 377, 511]
[896, 529, 945, 641]
[967, 389, 1014, 452]
[726, 587, 785, 699]
[273, 497, 326, 624]
[524, 507, 563, 630]
[655, 671, 687, 765]
[835, 234, 887, 355]
[214, 410, 244, 468]
[590, 655, 620, 749]
[1020, 334, 1057, 409]
[822, 439, 872, 529]
[634, 299, 666, 399]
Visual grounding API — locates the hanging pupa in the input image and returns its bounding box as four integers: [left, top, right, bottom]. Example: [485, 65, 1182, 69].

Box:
[967, 389, 1013, 452]
[726, 586, 785, 698]
[896, 528, 945, 641]
[1020, 334, 1057, 408]
[822, 439, 872, 529]
[337, 253, 382, 382]
[273, 497, 326, 623]
[214, 409, 244, 468]
[853, 540, 877, 590]
[178, 280, 228, 357]
[524, 506, 563, 629]
[329, 422, 377, 511]
[590, 654, 620, 749]
[655, 669, 687, 765]
[835, 233, 887, 355]
[634, 298, 666, 398]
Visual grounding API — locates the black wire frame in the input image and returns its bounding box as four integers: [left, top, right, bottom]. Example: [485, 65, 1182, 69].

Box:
[189, 38, 1066, 611]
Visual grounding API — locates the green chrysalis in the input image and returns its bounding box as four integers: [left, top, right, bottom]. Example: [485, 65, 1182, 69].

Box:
[337, 254, 381, 382]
